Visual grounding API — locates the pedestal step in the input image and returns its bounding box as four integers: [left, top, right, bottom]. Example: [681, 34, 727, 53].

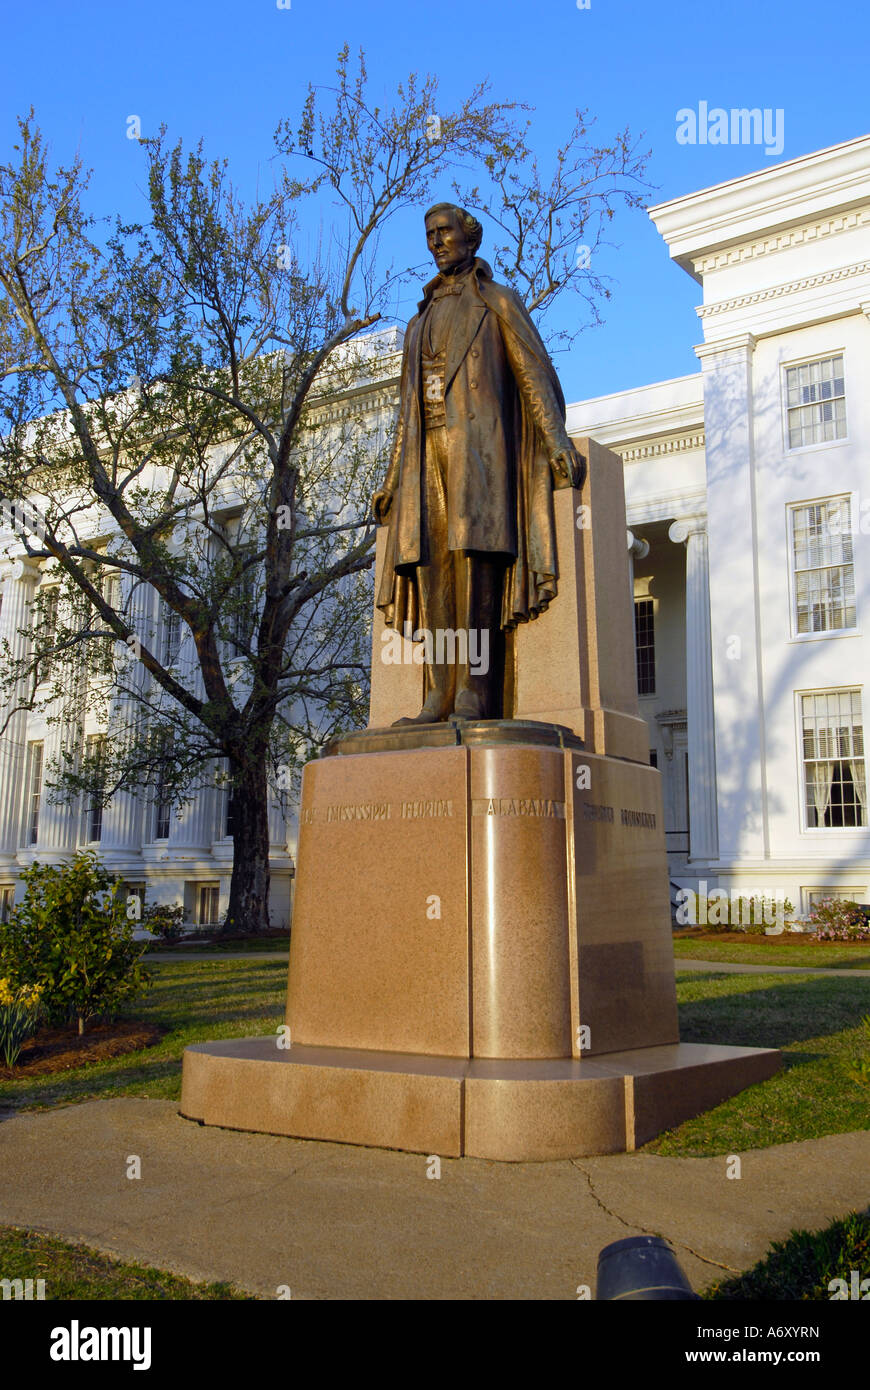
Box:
[181, 1038, 780, 1161]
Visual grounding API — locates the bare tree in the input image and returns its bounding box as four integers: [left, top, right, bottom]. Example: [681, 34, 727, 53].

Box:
[0, 47, 649, 931]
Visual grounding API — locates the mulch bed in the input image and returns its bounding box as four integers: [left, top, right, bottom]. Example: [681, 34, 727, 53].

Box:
[673, 929, 870, 946]
[1, 1020, 166, 1078]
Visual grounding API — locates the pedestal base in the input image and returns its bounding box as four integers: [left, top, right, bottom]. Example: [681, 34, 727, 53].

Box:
[180, 728, 781, 1158]
[180, 1038, 780, 1160]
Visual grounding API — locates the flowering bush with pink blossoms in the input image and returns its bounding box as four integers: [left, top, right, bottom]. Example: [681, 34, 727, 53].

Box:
[808, 899, 870, 942]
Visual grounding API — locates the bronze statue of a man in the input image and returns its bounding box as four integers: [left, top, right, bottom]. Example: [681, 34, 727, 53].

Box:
[372, 202, 585, 724]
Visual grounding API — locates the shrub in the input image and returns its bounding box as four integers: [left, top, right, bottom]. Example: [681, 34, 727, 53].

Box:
[0, 978, 43, 1067]
[729, 896, 795, 935]
[141, 902, 186, 942]
[0, 852, 151, 1035]
[693, 895, 795, 934]
[809, 899, 870, 942]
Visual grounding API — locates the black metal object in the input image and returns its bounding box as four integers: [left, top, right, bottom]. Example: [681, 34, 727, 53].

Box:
[596, 1236, 699, 1300]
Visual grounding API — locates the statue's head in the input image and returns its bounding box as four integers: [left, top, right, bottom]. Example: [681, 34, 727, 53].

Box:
[424, 202, 483, 274]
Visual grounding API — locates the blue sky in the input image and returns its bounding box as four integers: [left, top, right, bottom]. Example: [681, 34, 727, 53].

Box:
[3, 0, 868, 403]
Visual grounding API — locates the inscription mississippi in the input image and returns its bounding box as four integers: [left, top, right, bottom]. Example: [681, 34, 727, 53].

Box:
[301, 799, 455, 825]
[327, 802, 391, 822]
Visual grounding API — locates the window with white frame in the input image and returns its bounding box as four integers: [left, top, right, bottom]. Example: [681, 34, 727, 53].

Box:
[801, 690, 866, 829]
[153, 733, 173, 840]
[802, 887, 868, 913]
[231, 567, 256, 651]
[37, 587, 59, 681]
[0, 886, 15, 922]
[90, 570, 122, 677]
[124, 882, 146, 914]
[103, 571, 121, 612]
[23, 741, 44, 846]
[161, 601, 182, 667]
[81, 735, 106, 843]
[790, 498, 856, 635]
[196, 883, 220, 926]
[785, 355, 846, 448]
[634, 598, 655, 696]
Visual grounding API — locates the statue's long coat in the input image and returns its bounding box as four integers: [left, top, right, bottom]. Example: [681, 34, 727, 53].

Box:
[376, 258, 574, 634]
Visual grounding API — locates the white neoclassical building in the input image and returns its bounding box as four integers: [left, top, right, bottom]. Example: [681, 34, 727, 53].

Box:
[1, 134, 869, 922]
[570, 132, 870, 912]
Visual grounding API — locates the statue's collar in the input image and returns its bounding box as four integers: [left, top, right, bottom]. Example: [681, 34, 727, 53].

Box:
[418, 257, 493, 311]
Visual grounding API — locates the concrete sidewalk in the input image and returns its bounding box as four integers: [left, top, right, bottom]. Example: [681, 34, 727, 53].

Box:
[1, 1098, 867, 1299]
[676, 959, 870, 976]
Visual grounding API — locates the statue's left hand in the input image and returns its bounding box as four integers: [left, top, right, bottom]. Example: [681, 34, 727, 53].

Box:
[550, 447, 586, 490]
[372, 488, 394, 525]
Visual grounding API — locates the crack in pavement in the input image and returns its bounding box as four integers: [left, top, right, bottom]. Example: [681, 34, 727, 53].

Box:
[568, 1158, 741, 1275]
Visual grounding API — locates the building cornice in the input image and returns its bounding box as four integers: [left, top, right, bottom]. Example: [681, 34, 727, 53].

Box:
[649, 134, 870, 281]
[693, 211, 868, 276]
[306, 379, 400, 426]
[697, 257, 870, 318]
[618, 430, 706, 464]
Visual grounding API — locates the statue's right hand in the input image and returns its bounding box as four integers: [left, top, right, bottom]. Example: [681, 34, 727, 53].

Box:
[372, 488, 393, 525]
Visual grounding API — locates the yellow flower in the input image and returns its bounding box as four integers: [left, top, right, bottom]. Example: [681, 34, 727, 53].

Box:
[0, 979, 41, 1007]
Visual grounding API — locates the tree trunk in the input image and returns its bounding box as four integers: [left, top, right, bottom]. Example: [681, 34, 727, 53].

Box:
[225, 751, 272, 935]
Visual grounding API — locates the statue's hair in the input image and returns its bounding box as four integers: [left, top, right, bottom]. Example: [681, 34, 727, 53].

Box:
[424, 202, 483, 255]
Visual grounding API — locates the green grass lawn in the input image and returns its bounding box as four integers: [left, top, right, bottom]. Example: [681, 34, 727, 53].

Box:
[644, 971, 870, 1156]
[0, 1226, 251, 1299]
[674, 936, 870, 969]
[0, 959, 286, 1113]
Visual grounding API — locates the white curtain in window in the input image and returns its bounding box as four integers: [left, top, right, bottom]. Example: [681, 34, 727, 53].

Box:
[849, 759, 867, 820]
[812, 761, 835, 827]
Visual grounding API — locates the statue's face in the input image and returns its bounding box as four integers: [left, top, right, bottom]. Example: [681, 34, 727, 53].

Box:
[425, 209, 473, 274]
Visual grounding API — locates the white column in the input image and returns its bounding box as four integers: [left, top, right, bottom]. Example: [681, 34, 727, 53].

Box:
[669, 515, 719, 862]
[99, 573, 152, 855]
[99, 779, 144, 855]
[164, 590, 218, 852]
[37, 578, 87, 858]
[39, 705, 81, 857]
[627, 530, 649, 601]
[268, 793, 289, 851]
[39, 726, 80, 854]
[0, 560, 40, 862]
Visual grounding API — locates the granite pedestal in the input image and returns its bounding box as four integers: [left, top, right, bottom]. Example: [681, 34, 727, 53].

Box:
[181, 722, 780, 1158]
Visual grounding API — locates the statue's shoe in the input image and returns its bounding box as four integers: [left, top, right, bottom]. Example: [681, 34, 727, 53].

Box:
[452, 692, 486, 720]
[392, 701, 451, 726]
